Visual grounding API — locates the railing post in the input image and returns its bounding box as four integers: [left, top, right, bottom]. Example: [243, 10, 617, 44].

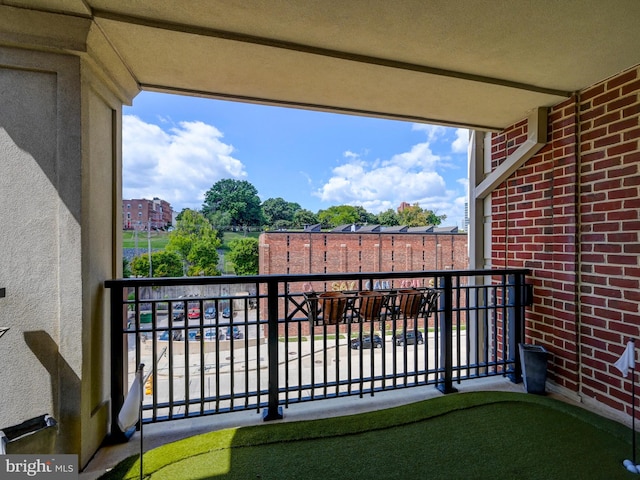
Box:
[508, 273, 524, 384]
[107, 282, 132, 442]
[263, 278, 283, 421]
[437, 275, 457, 394]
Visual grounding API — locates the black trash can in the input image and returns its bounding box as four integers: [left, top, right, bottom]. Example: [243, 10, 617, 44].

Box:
[519, 344, 548, 395]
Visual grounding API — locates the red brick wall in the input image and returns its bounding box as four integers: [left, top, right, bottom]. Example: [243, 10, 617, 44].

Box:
[492, 64, 640, 415]
[259, 231, 468, 277]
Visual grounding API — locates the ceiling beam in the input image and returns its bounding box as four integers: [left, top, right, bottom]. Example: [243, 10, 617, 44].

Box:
[95, 9, 573, 99]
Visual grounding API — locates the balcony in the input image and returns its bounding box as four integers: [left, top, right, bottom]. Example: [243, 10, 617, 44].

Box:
[106, 268, 529, 431]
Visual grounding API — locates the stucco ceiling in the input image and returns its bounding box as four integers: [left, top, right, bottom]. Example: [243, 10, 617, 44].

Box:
[7, 0, 640, 130]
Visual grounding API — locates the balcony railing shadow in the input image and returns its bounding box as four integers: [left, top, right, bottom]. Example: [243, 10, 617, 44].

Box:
[105, 268, 529, 437]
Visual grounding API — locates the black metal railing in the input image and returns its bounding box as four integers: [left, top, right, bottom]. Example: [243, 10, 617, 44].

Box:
[105, 269, 528, 433]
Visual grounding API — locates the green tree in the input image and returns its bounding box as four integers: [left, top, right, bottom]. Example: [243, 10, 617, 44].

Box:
[227, 237, 259, 275]
[208, 210, 232, 234]
[425, 209, 446, 226]
[130, 251, 183, 277]
[397, 203, 446, 227]
[272, 219, 294, 230]
[317, 205, 361, 228]
[377, 208, 400, 226]
[354, 206, 377, 225]
[202, 179, 264, 228]
[261, 197, 301, 227]
[292, 209, 319, 228]
[123, 257, 132, 278]
[166, 209, 221, 276]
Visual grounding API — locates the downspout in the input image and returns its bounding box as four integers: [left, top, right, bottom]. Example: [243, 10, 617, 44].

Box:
[573, 93, 583, 403]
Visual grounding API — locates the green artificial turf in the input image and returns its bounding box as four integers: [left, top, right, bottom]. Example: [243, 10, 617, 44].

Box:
[99, 391, 636, 480]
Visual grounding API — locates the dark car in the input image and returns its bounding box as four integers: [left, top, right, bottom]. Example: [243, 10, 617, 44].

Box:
[159, 330, 185, 341]
[393, 330, 424, 346]
[350, 334, 383, 349]
[193, 328, 219, 341]
[226, 326, 243, 339]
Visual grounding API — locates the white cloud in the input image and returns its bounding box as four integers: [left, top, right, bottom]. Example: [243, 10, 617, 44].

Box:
[122, 115, 246, 212]
[452, 128, 469, 153]
[411, 123, 446, 141]
[315, 125, 469, 227]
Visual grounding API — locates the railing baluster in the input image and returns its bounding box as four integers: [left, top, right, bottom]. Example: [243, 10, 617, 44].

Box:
[510, 273, 524, 384]
[108, 283, 128, 442]
[437, 274, 458, 394]
[263, 278, 283, 420]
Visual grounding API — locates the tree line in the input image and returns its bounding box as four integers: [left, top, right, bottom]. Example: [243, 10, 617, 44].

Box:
[126, 178, 446, 278]
[200, 178, 445, 231]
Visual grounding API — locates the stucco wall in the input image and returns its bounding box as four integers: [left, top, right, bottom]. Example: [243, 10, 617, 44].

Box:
[0, 46, 84, 450]
[0, 42, 128, 466]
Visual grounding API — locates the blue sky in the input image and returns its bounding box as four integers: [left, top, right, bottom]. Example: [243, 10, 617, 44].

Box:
[123, 91, 470, 227]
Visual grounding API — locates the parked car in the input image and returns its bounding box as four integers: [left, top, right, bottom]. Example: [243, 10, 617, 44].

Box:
[227, 327, 244, 339]
[172, 310, 185, 322]
[193, 328, 219, 341]
[222, 307, 231, 318]
[204, 306, 216, 319]
[393, 330, 424, 346]
[188, 308, 200, 320]
[159, 330, 184, 341]
[350, 334, 383, 349]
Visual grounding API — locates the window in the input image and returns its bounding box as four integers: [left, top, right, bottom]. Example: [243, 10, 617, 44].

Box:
[138, 204, 142, 209]
[127, 204, 131, 209]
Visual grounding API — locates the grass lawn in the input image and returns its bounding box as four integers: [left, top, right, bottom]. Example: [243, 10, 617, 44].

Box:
[122, 231, 171, 250]
[218, 231, 261, 251]
[123, 231, 259, 252]
[99, 391, 635, 479]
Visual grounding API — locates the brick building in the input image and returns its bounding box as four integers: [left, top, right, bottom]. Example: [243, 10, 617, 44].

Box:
[259, 224, 468, 277]
[260, 224, 467, 336]
[122, 197, 173, 230]
[486, 64, 640, 417]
